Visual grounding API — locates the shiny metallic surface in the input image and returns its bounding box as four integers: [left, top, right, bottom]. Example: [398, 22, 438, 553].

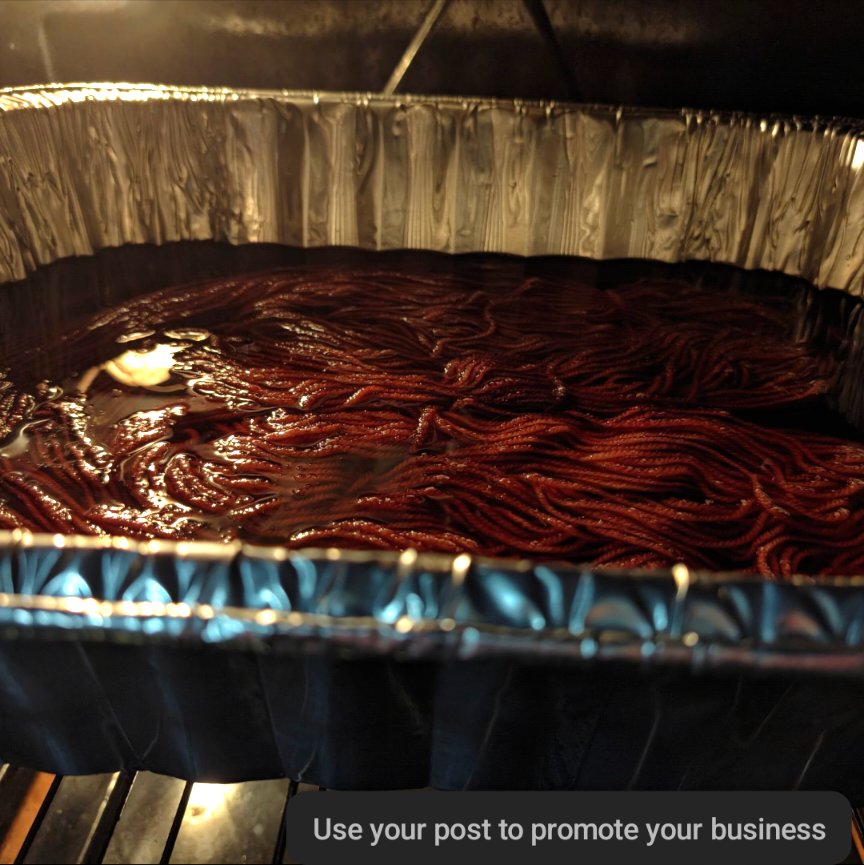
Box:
[22, 772, 120, 864]
[0, 765, 43, 859]
[102, 772, 187, 865]
[169, 779, 289, 864]
[382, 0, 451, 95]
[0, 85, 862, 294]
[1, 531, 864, 673]
[0, 768, 316, 864]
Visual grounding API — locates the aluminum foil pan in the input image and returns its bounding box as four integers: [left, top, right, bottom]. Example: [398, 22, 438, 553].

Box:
[4, 531, 864, 675]
[0, 84, 863, 292]
[0, 84, 863, 673]
[3, 85, 864, 789]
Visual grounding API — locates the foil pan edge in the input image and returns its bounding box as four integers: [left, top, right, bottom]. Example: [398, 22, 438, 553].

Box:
[0, 83, 862, 294]
[2, 85, 864, 669]
[0, 532, 862, 671]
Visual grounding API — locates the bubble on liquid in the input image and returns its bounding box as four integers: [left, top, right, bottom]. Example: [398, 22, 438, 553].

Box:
[116, 330, 156, 344]
[163, 328, 211, 342]
[35, 381, 63, 401]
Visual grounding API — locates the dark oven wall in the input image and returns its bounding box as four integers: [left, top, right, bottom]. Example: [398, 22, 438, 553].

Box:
[0, 0, 862, 117]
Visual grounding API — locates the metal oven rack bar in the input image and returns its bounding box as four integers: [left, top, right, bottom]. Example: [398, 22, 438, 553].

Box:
[0, 765, 324, 864]
[0, 764, 860, 864]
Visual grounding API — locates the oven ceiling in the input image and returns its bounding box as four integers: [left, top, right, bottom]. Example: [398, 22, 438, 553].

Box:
[0, 0, 861, 117]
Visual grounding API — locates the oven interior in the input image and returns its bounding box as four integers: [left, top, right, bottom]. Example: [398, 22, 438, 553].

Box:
[2, 2, 864, 864]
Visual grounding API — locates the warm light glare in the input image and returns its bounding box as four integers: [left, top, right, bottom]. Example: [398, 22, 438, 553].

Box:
[186, 783, 235, 822]
[852, 139, 864, 172]
[102, 343, 183, 387]
[672, 563, 690, 594]
[452, 553, 471, 585]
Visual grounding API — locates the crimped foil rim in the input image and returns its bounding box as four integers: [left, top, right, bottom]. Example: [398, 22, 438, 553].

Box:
[1, 529, 860, 587]
[5, 589, 864, 676]
[2, 81, 864, 125]
[1, 531, 864, 671]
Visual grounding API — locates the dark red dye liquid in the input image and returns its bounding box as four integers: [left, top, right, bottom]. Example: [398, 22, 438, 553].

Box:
[0, 250, 861, 578]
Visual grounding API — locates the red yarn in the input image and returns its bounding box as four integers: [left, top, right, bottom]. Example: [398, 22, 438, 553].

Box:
[0, 260, 858, 578]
